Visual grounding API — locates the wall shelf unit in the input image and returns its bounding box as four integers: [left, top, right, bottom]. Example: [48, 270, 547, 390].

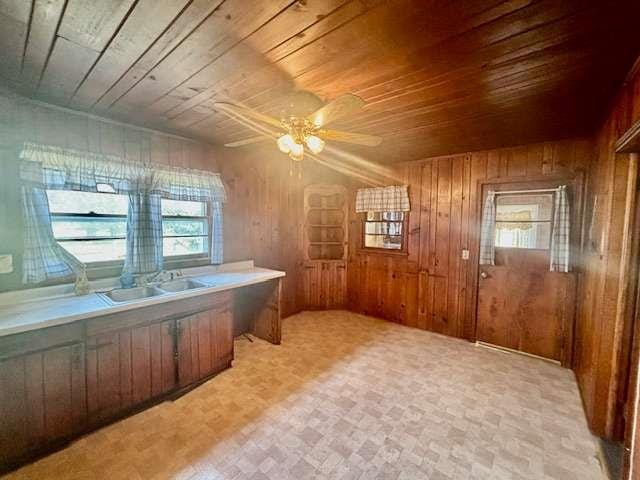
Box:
[302, 185, 348, 309]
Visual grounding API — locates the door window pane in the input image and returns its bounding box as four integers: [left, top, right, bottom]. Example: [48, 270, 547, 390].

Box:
[495, 194, 553, 249]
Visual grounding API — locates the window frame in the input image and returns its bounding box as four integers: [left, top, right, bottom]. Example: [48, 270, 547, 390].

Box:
[360, 210, 409, 255]
[48, 191, 211, 268]
[161, 199, 211, 260]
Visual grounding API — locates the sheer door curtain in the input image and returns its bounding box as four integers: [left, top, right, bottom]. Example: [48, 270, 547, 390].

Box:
[479, 186, 569, 271]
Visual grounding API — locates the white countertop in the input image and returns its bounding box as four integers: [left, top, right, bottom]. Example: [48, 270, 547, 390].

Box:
[0, 262, 285, 338]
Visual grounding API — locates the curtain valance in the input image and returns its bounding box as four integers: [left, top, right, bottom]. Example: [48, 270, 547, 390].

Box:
[19, 143, 226, 203]
[355, 185, 410, 213]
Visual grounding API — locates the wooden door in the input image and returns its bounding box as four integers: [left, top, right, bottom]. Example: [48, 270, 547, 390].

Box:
[177, 307, 234, 388]
[86, 319, 176, 424]
[476, 187, 576, 364]
[0, 343, 86, 467]
[477, 250, 576, 361]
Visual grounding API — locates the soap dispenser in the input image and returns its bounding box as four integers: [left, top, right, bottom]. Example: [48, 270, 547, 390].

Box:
[74, 266, 91, 296]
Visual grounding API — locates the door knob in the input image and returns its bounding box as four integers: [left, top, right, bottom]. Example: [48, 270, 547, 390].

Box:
[480, 271, 488, 279]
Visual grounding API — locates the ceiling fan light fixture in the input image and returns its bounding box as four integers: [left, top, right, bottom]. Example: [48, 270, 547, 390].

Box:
[289, 150, 304, 162]
[306, 135, 325, 154]
[289, 141, 304, 157]
[277, 134, 294, 153]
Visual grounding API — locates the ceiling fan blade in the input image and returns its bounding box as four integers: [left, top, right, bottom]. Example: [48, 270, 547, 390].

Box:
[308, 94, 365, 128]
[224, 135, 271, 147]
[213, 101, 283, 129]
[319, 129, 382, 147]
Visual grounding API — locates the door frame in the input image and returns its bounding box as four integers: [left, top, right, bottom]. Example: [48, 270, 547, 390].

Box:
[623, 197, 640, 477]
[616, 118, 640, 477]
[472, 173, 585, 367]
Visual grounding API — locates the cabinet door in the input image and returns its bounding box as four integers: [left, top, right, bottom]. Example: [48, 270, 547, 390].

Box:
[303, 262, 322, 309]
[0, 343, 86, 467]
[86, 319, 176, 424]
[177, 307, 233, 388]
[327, 261, 347, 309]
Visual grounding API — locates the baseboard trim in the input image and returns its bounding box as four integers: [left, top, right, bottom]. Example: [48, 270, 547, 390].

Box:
[475, 341, 562, 366]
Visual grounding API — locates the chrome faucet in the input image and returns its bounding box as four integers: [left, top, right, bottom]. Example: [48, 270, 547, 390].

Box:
[169, 270, 184, 280]
[140, 270, 170, 285]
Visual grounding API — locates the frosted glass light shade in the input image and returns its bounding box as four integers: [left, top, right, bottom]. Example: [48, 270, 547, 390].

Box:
[277, 134, 294, 153]
[306, 135, 325, 154]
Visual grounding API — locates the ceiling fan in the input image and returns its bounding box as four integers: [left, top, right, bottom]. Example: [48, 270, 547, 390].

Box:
[213, 91, 382, 161]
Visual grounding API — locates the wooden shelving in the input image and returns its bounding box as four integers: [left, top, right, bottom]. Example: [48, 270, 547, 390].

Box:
[304, 185, 347, 261]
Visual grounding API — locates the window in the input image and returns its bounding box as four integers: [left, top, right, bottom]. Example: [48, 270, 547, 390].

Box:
[494, 193, 553, 249]
[48, 191, 209, 264]
[363, 211, 405, 250]
[161, 199, 208, 257]
[48, 190, 128, 263]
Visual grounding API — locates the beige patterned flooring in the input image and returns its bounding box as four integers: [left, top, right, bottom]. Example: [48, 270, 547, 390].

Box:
[4, 310, 602, 480]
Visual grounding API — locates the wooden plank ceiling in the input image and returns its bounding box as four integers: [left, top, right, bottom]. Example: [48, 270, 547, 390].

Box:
[1, 0, 639, 163]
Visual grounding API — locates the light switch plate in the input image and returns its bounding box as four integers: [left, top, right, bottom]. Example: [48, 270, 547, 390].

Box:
[461, 249, 470, 260]
[0, 254, 13, 274]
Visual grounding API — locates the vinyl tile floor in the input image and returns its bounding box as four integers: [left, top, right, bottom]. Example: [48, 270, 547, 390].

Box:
[3, 310, 603, 480]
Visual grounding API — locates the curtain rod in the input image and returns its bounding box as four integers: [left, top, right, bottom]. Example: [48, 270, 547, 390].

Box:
[494, 187, 562, 195]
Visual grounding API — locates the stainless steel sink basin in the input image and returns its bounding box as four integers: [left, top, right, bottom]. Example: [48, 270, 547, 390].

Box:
[99, 286, 164, 304]
[157, 278, 207, 292]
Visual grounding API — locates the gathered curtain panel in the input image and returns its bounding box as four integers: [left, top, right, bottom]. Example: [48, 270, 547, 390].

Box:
[122, 192, 164, 275]
[21, 186, 83, 284]
[479, 191, 496, 266]
[550, 185, 570, 272]
[355, 185, 410, 213]
[19, 142, 227, 283]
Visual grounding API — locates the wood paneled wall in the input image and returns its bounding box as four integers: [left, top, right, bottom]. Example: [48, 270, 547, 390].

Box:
[217, 146, 344, 318]
[346, 138, 592, 341]
[574, 60, 640, 440]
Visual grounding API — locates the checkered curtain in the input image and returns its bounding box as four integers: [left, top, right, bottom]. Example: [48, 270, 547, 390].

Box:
[479, 191, 496, 265]
[550, 185, 570, 272]
[122, 190, 164, 275]
[20, 143, 227, 280]
[355, 185, 410, 213]
[211, 202, 223, 264]
[20, 143, 227, 203]
[21, 186, 82, 284]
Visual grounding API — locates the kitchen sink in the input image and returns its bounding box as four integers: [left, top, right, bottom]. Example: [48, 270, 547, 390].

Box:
[99, 286, 165, 304]
[157, 278, 207, 292]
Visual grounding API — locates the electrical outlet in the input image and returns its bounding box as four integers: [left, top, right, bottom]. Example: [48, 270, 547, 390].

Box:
[0, 254, 13, 274]
[461, 249, 470, 260]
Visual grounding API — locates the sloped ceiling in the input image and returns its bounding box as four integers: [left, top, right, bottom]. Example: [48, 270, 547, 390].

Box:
[1, 0, 639, 164]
